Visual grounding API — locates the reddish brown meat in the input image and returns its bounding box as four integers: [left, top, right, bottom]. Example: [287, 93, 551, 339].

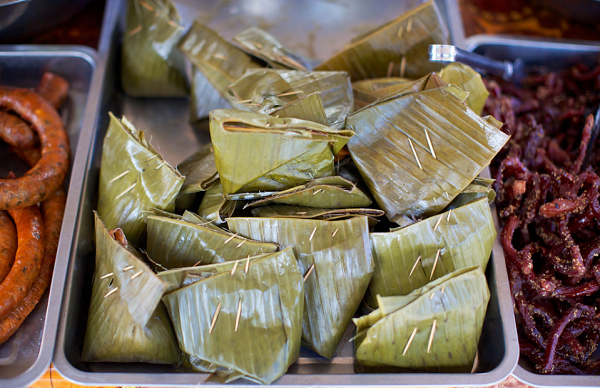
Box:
[0, 211, 16, 284]
[35, 72, 69, 110]
[0, 111, 36, 149]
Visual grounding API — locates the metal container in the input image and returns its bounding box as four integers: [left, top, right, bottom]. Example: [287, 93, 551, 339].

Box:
[0, 46, 101, 388]
[52, 0, 518, 385]
[466, 34, 600, 388]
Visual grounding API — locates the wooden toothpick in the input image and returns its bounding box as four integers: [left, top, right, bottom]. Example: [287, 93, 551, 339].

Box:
[400, 56, 406, 78]
[397, 25, 404, 38]
[223, 234, 237, 245]
[424, 128, 436, 159]
[427, 319, 437, 353]
[407, 17, 413, 32]
[115, 183, 137, 200]
[130, 270, 143, 280]
[123, 265, 134, 272]
[309, 227, 317, 241]
[235, 299, 243, 332]
[409, 254, 421, 277]
[403, 327, 418, 355]
[332, 228, 339, 238]
[387, 61, 394, 78]
[277, 91, 303, 97]
[303, 264, 315, 282]
[212, 53, 227, 60]
[236, 240, 246, 248]
[447, 209, 452, 222]
[209, 301, 222, 334]
[408, 138, 423, 170]
[231, 260, 239, 276]
[100, 273, 113, 279]
[433, 215, 443, 232]
[430, 249, 441, 280]
[104, 287, 118, 299]
[109, 170, 129, 183]
[245, 256, 251, 273]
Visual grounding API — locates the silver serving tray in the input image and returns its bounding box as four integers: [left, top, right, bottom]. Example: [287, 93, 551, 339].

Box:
[0, 46, 101, 388]
[52, 0, 518, 386]
[466, 34, 600, 388]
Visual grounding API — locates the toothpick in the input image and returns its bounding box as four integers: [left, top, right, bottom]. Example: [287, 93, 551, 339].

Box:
[430, 292, 435, 300]
[407, 17, 413, 32]
[313, 189, 324, 195]
[166, 19, 180, 29]
[192, 259, 202, 267]
[277, 91, 303, 97]
[235, 299, 242, 332]
[130, 270, 143, 280]
[212, 53, 227, 60]
[424, 128, 436, 159]
[146, 154, 158, 162]
[433, 215, 443, 232]
[209, 301, 222, 334]
[427, 319, 437, 353]
[154, 161, 166, 170]
[433, 197, 438, 205]
[441, 284, 445, 294]
[123, 265, 134, 272]
[127, 25, 142, 36]
[296, 212, 307, 215]
[236, 240, 246, 248]
[387, 61, 394, 78]
[108, 170, 130, 183]
[409, 254, 422, 277]
[101, 273, 113, 279]
[245, 256, 250, 273]
[447, 209, 452, 222]
[223, 234, 237, 245]
[332, 228, 339, 238]
[231, 260, 239, 276]
[408, 138, 423, 170]
[444, 191, 450, 200]
[139, 0, 154, 11]
[303, 264, 315, 282]
[309, 227, 317, 241]
[115, 183, 137, 200]
[265, 122, 271, 128]
[239, 99, 252, 103]
[104, 287, 118, 299]
[397, 25, 404, 38]
[430, 249, 441, 280]
[254, 42, 263, 48]
[400, 56, 406, 78]
[403, 327, 418, 355]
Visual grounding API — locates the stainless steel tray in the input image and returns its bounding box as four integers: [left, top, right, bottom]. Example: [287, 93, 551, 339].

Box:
[466, 34, 600, 388]
[52, 0, 518, 386]
[0, 46, 101, 388]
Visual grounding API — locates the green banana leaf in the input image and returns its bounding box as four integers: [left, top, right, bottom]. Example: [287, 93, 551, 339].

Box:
[269, 92, 328, 126]
[210, 109, 353, 196]
[178, 21, 262, 106]
[122, 0, 188, 97]
[367, 197, 495, 309]
[233, 27, 311, 70]
[227, 69, 353, 129]
[314, 1, 449, 81]
[227, 216, 374, 359]
[190, 67, 232, 124]
[246, 176, 371, 208]
[352, 77, 410, 110]
[97, 113, 184, 246]
[197, 181, 236, 224]
[82, 212, 180, 363]
[177, 143, 219, 194]
[354, 267, 489, 372]
[439, 62, 489, 116]
[250, 205, 384, 220]
[346, 85, 509, 225]
[145, 215, 278, 269]
[445, 177, 496, 211]
[162, 248, 304, 384]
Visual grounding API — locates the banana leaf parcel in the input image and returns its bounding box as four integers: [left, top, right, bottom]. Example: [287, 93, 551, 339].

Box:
[145, 214, 278, 269]
[189, 67, 232, 123]
[314, 1, 449, 81]
[367, 197, 495, 308]
[445, 177, 496, 211]
[346, 85, 509, 226]
[227, 216, 374, 359]
[162, 248, 304, 384]
[353, 267, 489, 372]
[122, 0, 188, 97]
[269, 92, 328, 126]
[233, 27, 312, 70]
[210, 109, 353, 196]
[197, 181, 236, 224]
[175, 143, 219, 212]
[97, 113, 184, 246]
[439, 62, 489, 116]
[82, 213, 180, 363]
[227, 69, 353, 129]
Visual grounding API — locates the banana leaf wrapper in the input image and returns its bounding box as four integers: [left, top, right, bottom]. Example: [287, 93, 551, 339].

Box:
[122, 0, 188, 97]
[178, 21, 262, 106]
[82, 213, 180, 363]
[190, 67, 232, 124]
[314, 1, 449, 81]
[346, 85, 509, 225]
[354, 267, 490, 372]
[146, 215, 278, 269]
[352, 77, 410, 110]
[97, 113, 184, 246]
[439, 62, 489, 116]
[162, 248, 304, 384]
[367, 197, 495, 308]
[197, 181, 237, 224]
[269, 92, 328, 126]
[210, 109, 353, 196]
[233, 27, 312, 70]
[250, 206, 384, 227]
[227, 216, 374, 359]
[245, 176, 371, 208]
[177, 143, 219, 194]
[227, 69, 352, 129]
[445, 177, 496, 211]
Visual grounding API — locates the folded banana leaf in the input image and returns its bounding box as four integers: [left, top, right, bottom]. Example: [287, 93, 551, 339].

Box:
[178, 21, 262, 107]
[439, 62, 489, 116]
[227, 69, 352, 129]
[269, 92, 328, 125]
[367, 197, 495, 309]
[210, 109, 353, 196]
[245, 176, 371, 208]
[146, 215, 278, 269]
[354, 266, 489, 372]
[190, 67, 232, 124]
[197, 181, 236, 224]
[177, 143, 219, 194]
[250, 205, 384, 220]
[162, 248, 304, 384]
[227, 216, 373, 359]
[233, 27, 311, 70]
[314, 1, 449, 81]
[347, 85, 509, 225]
[445, 177, 496, 211]
[82, 212, 180, 363]
[352, 77, 410, 110]
[97, 113, 184, 245]
[122, 0, 188, 97]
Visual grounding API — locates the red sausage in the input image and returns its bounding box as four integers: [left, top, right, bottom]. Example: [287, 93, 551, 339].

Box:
[0, 211, 16, 284]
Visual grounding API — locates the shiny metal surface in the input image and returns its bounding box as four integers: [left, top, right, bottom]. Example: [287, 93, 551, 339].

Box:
[467, 34, 600, 388]
[0, 46, 101, 388]
[53, 0, 518, 386]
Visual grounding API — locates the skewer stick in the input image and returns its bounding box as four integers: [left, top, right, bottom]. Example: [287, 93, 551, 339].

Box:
[209, 301, 222, 334]
[154, 161, 166, 170]
[109, 170, 129, 183]
[397, 25, 404, 38]
[245, 256, 251, 273]
[123, 265, 134, 272]
[309, 227, 317, 241]
[430, 249, 441, 280]
[235, 299, 243, 332]
[441, 284, 445, 294]
[296, 212, 307, 215]
[407, 17, 413, 32]
[231, 260, 239, 276]
[223, 234, 237, 245]
[430, 292, 435, 300]
[427, 319, 437, 353]
[387, 62, 394, 78]
[403, 327, 418, 355]
[127, 25, 142, 36]
[236, 239, 246, 248]
[192, 259, 202, 267]
[130, 270, 143, 280]
[332, 228, 339, 238]
[424, 128, 436, 159]
[146, 155, 158, 162]
[115, 183, 137, 200]
[433, 215, 443, 232]
[212, 53, 227, 60]
[303, 264, 315, 282]
[104, 287, 118, 299]
[408, 138, 423, 170]
[447, 209, 452, 222]
[400, 56, 406, 78]
[409, 255, 422, 277]
[239, 99, 252, 103]
[277, 91, 303, 97]
[139, 0, 154, 11]
[101, 273, 113, 280]
[433, 197, 438, 205]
